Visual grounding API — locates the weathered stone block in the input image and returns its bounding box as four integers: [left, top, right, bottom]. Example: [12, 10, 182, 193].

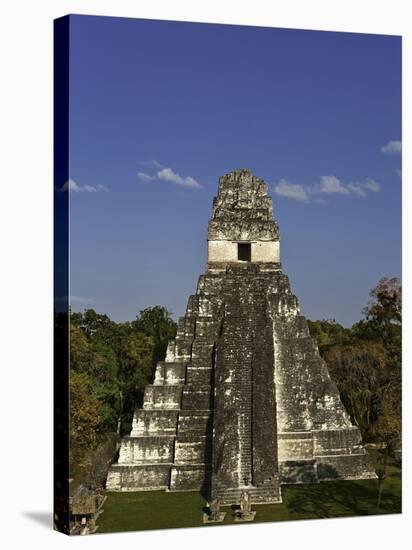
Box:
[170, 465, 211, 491]
[313, 427, 363, 456]
[106, 464, 171, 491]
[278, 432, 313, 460]
[177, 412, 211, 436]
[316, 454, 377, 480]
[130, 410, 178, 436]
[174, 438, 210, 465]
[118, 436, 174, 464]
[185, 366, 212, 385]
[190, 341, 215, 365]
[143, 385, 183, 410]
[181, 386, 212, 410]
[153, 362, 186, 385]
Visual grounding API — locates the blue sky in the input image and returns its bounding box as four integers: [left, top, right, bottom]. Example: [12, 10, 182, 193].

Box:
[67, 15, 401, 327]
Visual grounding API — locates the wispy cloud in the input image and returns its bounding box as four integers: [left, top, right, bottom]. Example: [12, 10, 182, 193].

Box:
[59, 178, 108, 193]
[347, 183, 367, 197]
[137, 172, 155, 182]
[381, 140, 402, 155]
[273, 179, 308, 201]
[311, 175, 350, 195]
[274, 175, 380, 203]
[137, 162, 202, 189]
[138, 159, 163, 169]
[364, 178, 381, 192]
[157, 167, 201, 189]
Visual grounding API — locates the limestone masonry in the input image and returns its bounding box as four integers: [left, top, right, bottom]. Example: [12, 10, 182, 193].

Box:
[107, 169, 376, 504]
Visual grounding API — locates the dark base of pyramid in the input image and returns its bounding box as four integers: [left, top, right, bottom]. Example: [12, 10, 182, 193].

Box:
[107, 264, 376, 503]
[107, 443, 375, 498]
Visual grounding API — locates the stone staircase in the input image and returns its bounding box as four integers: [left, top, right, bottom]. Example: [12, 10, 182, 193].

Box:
[214, 477, 282, 505]
[238, 413, 252, 486]
[210, 266, 282, 504]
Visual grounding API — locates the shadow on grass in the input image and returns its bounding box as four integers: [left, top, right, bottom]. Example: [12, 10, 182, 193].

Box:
[97, 455, 401, 533]
[285, 479, 401, 519]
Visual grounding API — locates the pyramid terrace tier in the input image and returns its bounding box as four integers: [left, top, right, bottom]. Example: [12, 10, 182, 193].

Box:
[116, 434, 212, 467]
[118, 435, 176, 464]
[141, 384, 213, 411]
[277, 428, 376, 482]
[131, 410, 179, 436]
[153, 362, 186, 385]
[142, 385, 183, 410]
[130, 410, 212, 437]
[106, 464, 173, 492]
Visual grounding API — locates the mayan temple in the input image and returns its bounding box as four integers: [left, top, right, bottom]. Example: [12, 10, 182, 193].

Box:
[107, 169, 376, 504]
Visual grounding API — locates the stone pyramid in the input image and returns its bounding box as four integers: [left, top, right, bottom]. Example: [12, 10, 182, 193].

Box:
[107, 169, 376, 504]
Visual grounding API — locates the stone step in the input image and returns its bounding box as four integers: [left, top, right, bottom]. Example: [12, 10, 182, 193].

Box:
[213, 484, 282, 505]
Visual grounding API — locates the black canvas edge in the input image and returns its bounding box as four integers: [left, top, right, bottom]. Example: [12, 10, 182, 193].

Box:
[53, 14, 70, 536]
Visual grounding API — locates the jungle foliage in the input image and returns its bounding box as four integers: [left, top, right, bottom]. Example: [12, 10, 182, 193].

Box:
[69, 306, 177, 475]
[308, 277, 401, 452]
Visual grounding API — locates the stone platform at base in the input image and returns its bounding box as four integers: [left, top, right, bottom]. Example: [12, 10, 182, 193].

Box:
[234, 511, 256, 522]
[203, 512, 227, 524]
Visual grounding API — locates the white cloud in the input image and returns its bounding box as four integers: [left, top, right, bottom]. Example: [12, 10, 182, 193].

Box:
[60, 178, 108, 193]
[347, 183, 367, 198]
[310, 176, 381, 199]
[274, 175, 381, 202]
[364, 178, 381, 192]
[311, 175, 350, 195]
[381, 140, 402, 155]
[60, 178, 80, 192]
[273, 179, 308, 201]
[137, 162, 202, 190]
[157, 167, 201, 189]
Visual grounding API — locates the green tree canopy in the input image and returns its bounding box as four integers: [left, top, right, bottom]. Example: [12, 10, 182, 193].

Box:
[323, 341, 387, 439]
[309, 277, 402, 448]
[132, 306, 177, 366]
[69, 370, 101, 471]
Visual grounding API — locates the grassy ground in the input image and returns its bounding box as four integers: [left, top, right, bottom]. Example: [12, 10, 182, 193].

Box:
[97, 450, 401, 534]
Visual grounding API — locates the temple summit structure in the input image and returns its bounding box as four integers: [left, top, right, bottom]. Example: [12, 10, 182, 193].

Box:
[107, 169, 376, 504]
